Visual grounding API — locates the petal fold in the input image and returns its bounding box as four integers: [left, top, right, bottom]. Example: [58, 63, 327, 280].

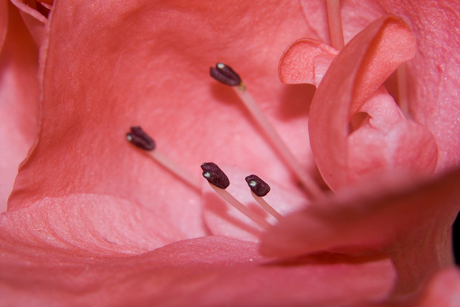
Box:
[279, 38, 338, 86]
[1, 194, 187, 254]
[307, 16, 435, 190]
[10, 0, 47, 46]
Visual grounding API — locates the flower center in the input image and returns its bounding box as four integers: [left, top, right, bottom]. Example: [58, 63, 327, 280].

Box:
[126, 61, 328, 232]
[126, 114, 292, 230]
[125, 2, 415, 238]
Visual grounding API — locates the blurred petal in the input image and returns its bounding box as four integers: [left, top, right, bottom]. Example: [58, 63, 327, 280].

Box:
[355, 268, 460, 306]
[0, 1, 39, 212]
[260, 166, 460, 293]
[415, 268, 460, 307]
[10, 0, 47, 46]
[0, 0, 6, 50]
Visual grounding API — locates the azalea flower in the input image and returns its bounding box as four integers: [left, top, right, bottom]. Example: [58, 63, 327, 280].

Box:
[1, 0, 459, 306]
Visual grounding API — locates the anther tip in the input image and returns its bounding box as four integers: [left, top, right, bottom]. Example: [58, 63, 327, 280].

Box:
[210, 62, 242, 87]
[245, 174, 270, 197]
[201, 162, 230, 189]
[126, 126, 156, 151]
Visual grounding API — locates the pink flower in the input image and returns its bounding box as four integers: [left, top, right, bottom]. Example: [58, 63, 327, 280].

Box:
[0, 0, 459, 306]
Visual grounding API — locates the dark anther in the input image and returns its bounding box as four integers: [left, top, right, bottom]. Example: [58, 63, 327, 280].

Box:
[126, 126, 156, 151]
[210, 63, 242, 86]
[245, 174, 271, 197]
[201, 162, 230, 189]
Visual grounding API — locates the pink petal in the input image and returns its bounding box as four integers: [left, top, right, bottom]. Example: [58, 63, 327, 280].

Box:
[279, 38, 338, 86]
[0, 0, 6, 50]
[357, 268, 460, 306]
[0, 235, 395, 306]
[381, 1, 460, 170]
[0, 2, 39, 212]
[301, 0, 460, 169]
[260, 166, 460, 293]
[347, 119, 438, 184]
[1, 194, 188, 253]
[415, 268, 460, 307]
[307, 16, 435, 190]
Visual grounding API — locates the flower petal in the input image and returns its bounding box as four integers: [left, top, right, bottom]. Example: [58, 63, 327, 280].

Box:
[0, 235, 395, 306]
[1, 194, 189, 253]
[279, 38, 338, 86]
[301, 0, 460, 169]
[307, 16, 434, 190]
[380, 1, 460, 169]
[260, 167, 460, 256]
[0, 2, 39, 212]
[415, 268, 460, 307]
[0, 0, 6, 50]
[260, 167, 460, 293]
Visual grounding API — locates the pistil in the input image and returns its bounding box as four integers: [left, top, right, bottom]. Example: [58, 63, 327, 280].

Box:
[210, 63, 322, 199]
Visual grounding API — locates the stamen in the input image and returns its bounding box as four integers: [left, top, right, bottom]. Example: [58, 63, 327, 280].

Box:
[245, 175, 283, 221]
[326, 0, 345, 50]
[201, 162, 230, 189]
[126, 126, 201, 191]
[126, 126, 156, 151]
[245, 174, 270, 197]
[201, 163, 271, 229]
[232, 84, 322, 199]
[210, 62, 322, 198]
[210, 63, 242, 86]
